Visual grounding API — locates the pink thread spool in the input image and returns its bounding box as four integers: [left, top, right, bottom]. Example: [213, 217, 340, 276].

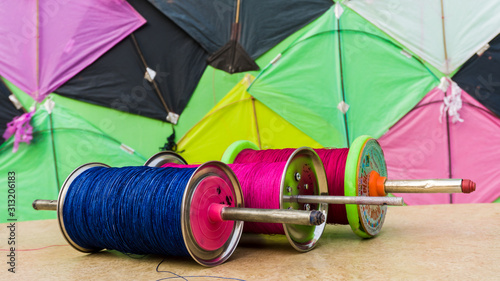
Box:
[146, 148, 329, 252]
[221, 138, 378, 238]
[222, 136, 476, 239]
[221, 137, 389, 238]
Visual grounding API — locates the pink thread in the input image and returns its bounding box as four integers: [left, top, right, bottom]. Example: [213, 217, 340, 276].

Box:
[228, 162, 286, 234]
[0, 244, 68, 252]
[235, 148, 296, 163]
[161, 162, 286, 234]
[235, 148, 350, 224]
[315, 149, 349, 224]
[2, 110, 35, 153]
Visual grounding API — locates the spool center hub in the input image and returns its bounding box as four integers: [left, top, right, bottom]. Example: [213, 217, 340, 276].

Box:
[190, 176, 235, 251]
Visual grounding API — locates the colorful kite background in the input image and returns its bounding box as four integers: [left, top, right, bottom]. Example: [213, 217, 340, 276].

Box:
[1, 0, 499, 223]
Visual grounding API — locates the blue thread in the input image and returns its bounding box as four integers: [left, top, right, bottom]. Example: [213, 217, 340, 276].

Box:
[63, 166, 198, 257]
[156, 259, 247, 281]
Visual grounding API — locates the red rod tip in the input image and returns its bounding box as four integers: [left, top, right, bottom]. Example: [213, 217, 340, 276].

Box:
[461, 179, 476, 193]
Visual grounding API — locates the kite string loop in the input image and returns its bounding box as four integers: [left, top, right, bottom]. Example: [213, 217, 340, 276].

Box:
[440, 80, 464, 123]
[2, 109, 35, 153]
[63, 166, 195, 256]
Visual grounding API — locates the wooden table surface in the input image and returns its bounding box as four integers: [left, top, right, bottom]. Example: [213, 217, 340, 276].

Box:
[1, 204, 499, 280]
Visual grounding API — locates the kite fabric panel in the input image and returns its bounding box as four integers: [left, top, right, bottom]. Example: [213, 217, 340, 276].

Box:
[148, 0, 333, 73]
[0, 0, 145, 102]
[56, 0, 208, 122]
[453, 34, 500, 117]
[4, 77, 171, 160]
[248, 4, 439, 148]
[0, 81, 24, 144]
[173, 16, 313, 142]
[344, 0, 500, 74]
[379, 85, 500, 204]
[339, 6, 440, 145]
[177, 75, 321, 163]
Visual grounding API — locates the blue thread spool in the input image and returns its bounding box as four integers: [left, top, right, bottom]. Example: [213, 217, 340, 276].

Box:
[35, 162, 244, 266]
[33, 160, 326, 266]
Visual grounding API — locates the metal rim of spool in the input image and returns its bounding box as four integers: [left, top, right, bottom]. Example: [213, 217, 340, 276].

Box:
[181, 161, 244, 267]
[57, 162, 111, 253]
[220, 140, 260, 164]
[280, 147, 328, 252]
[344, 136, 388, 238]
[144, 151, 188, 167]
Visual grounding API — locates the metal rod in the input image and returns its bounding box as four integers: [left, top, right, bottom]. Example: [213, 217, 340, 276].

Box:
[368, 171, 475, 196]
[282, 195, 404, 206]
[385, 179, 463, 193]
[33, 200, 57, 211]
[34, 199, 325, 226]
[220, 207, 325, 226]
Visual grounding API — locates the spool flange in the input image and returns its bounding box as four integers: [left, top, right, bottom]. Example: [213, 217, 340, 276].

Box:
[182, 161, 244, 266]
[279, 147, 328, 252]
[57, 162, 111, 253]
[220, 140, 259, 164]
[144, 151, 188, 167]
[345, 136, 388, 238]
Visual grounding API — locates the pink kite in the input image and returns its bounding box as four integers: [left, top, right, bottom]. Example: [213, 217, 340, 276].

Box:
[0, 0, 145, 102]
[379, 81, 500, 204]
